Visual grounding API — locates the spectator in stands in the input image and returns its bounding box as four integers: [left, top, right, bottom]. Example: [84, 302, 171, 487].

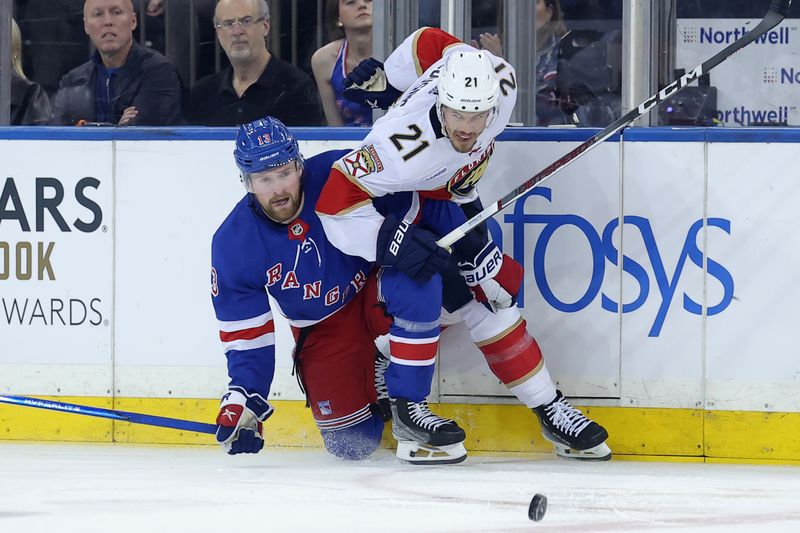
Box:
[16, 0, 88, 96]
[9, 17, 52, 125]
[472, 0, 569, 125]
[188, 0, 323, 126]
[531, 0, 569, 125]
[311, 0, 374, 126]
[51, 0, 183, 126]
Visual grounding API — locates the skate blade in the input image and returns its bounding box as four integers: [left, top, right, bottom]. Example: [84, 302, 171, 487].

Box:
[395, 440, 467, 465]
[551, 441, 612, 461]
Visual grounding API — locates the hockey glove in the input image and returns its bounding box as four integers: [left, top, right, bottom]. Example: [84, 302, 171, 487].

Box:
[377, 214, 451, 282]
[459, 242, 524, 312]
[215, 387, 274, 455]
[343, 58, 402, 110]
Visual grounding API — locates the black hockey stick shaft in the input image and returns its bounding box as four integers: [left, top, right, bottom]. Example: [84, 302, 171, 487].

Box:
[437, 0, 792, 248]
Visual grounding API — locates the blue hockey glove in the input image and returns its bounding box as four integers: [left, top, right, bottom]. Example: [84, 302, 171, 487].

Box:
[215, 387, 274, 455]
[377, 214, 451, 282]
[343, 58, 402, 110]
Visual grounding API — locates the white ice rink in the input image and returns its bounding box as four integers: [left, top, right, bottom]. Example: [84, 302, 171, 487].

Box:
[2, 443, 800, 533]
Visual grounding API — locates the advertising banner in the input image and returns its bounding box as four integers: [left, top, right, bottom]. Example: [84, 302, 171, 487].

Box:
[676, 19, 800, 126]
[0, 141, 113, 394]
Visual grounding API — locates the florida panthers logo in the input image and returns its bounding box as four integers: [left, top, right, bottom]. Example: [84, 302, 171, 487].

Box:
[446, 141, 494, 197]
[342, 145, 384, 179]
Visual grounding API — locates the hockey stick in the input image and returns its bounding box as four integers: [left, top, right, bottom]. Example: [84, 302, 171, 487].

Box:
[0, 395, 216, 434]
[437, 0, 793, 248]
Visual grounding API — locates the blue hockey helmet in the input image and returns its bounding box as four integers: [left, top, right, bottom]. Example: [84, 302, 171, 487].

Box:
[233, 117, 304, 190]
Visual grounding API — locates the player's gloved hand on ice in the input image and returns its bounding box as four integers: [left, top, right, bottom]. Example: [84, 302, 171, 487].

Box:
[215, 387, 274, 455]
[343, 58, 402, 110]
[458, 242, 523, 312]
[377, 214, 451, 282]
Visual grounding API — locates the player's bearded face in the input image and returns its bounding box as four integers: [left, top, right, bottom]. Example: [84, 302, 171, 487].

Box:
[441, 106, 491, 153]
[249, 162, 303, 223]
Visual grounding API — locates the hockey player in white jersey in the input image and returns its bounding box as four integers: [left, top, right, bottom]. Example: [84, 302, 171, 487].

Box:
[317, 27, 611, 460]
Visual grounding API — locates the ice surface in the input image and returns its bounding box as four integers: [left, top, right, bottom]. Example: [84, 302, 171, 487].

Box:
[2, 443, 800, 533]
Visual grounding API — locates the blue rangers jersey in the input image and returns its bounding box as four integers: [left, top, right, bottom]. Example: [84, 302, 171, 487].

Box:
[211, 150, 372, 397]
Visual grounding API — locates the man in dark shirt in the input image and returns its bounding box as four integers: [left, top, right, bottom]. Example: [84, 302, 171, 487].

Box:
[188, 0, 323, 127]
[51, 0, 183, 126]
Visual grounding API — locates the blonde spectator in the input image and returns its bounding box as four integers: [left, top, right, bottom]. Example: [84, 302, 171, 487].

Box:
[311, 0, 374, 126]
[9, 18, 52, 125]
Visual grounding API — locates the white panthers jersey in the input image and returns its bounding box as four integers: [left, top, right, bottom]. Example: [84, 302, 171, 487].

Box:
[316, 27, 518, 261]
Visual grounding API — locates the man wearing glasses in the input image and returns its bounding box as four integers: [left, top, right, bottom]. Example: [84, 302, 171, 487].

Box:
[188, 0, 324, 126]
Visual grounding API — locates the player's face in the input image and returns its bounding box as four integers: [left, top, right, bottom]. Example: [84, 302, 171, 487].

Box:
[215, 0, 269, 64]
[338, 0, 373, 31]
[83, 0, 137, 56]
[249, 161, 303, 223]
[441, 106, 491, 153]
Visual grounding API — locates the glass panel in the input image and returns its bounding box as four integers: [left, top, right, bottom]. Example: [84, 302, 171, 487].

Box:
[668, 0, 800, 127]
[468, 0, 623, 127]
[556, 0, 623, 127]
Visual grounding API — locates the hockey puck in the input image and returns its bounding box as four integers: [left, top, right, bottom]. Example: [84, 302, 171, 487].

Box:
[528, 493, 547, 521]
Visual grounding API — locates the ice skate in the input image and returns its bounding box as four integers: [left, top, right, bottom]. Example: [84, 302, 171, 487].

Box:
[390, 397, 467, 465]
[533, 390, 611, 461]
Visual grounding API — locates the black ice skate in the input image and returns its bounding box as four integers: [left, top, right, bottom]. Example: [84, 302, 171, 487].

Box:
[390, 397, 467, 465]
[533, 390, 611, 461]
[374, 350, 392, 422]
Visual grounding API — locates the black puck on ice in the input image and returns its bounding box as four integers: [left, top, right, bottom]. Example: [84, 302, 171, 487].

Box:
[528, 493, 547, 521]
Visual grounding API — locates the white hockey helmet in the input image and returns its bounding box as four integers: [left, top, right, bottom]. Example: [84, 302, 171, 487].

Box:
[437, 50, 500, 113]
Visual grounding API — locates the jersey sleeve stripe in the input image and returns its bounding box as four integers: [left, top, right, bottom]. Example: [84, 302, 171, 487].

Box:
[412, 27, 463, 75]
[219, 320, 275, 342]
[218, 311, 272, 333]
[222, 333, 275, 353]
[315, 166, 373, 216]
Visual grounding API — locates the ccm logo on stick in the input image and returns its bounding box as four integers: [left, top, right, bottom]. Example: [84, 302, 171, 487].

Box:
[638, 66, 704, 114]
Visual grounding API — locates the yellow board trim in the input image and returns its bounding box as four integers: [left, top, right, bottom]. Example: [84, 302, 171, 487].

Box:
[2, 398, 800, 464]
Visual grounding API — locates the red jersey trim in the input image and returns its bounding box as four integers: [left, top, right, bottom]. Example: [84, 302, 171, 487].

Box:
[412, 27, 463, 75]
[316, 166, 373, 216]
[219, 320, 275, 342]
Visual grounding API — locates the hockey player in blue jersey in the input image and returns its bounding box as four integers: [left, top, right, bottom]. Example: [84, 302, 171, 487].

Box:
[211, 116, 467, 464]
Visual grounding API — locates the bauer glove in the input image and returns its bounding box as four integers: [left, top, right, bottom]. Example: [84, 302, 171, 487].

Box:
[377, 214, 451, 282]
[215, 387, 274, 455]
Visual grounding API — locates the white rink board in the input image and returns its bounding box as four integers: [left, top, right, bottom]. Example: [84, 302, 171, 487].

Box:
[0, 141, 113, 396]
[619, 141, 706, 408]
[1, 131, 799, 412]
[705, 142, 800, 411]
